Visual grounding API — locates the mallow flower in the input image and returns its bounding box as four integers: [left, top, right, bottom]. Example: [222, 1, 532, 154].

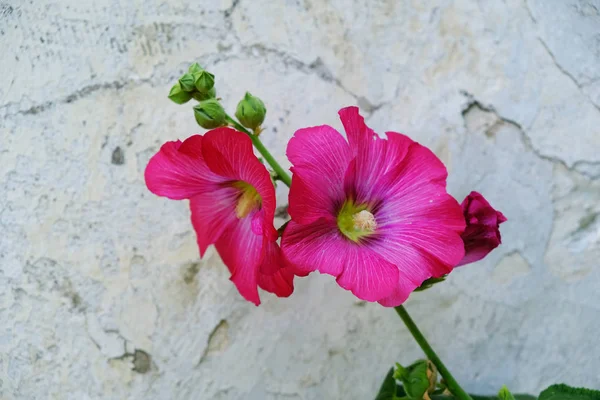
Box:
[145, 127, 293, 305]
[457, 191, 507, 266]
[281, 107, 466, 306]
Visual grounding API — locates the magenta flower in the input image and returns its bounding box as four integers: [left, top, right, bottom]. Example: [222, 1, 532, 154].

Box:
[145, 127, 293, 305]
[457, 191, 507, 266]
[281, 107, 466, 307]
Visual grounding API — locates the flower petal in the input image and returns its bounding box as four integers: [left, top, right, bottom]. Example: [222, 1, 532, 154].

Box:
[257, 240, 295, 298]
[281, 219, 399, 302]
[202, 127, 277, 236]
[287, 125, 352, 223]
[189, 188, 239, 256]
[144, 136, 223, 200]
[215, 215, 264, 305]
[338, 106, 378, 153]
[338, 112, 414, 205]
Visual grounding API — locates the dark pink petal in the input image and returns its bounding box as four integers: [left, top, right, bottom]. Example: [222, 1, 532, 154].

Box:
[457, 191, 507, 266]
[281, 219, 399, 302]
[338, 106, 378, 153]
[144, 136, 223, 200]
[338, 110, 414, 205]
[201, 127, 277, 238]
[288, 170, 341, 224]
[257, 240, 294, 298]
[287, 125, 352, 223]
[215, 215, 264, 305]
[189, 188, 239, 256]
[372, 143, 466, 270]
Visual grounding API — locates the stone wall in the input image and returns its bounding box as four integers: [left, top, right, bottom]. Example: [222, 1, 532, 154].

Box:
[1, 0, 599, 398]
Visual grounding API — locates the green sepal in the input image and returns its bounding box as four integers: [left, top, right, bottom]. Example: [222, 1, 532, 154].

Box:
[414, 276, 447, 292]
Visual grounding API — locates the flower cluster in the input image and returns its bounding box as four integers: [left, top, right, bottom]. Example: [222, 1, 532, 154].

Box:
[145, 65, 506, 306]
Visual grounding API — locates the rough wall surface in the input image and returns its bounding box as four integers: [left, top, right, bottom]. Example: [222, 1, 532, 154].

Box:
[1, 0, 599, 399]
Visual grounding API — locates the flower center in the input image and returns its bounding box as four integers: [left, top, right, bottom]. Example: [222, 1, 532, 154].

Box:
[232, 181, 262, 219]
[337, 200, 377, 242]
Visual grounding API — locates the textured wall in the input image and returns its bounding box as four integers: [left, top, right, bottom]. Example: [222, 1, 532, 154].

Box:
[1, 0, 599, 399]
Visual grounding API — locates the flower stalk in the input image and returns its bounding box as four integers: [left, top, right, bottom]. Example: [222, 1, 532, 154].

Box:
[395, 305, 472, 400]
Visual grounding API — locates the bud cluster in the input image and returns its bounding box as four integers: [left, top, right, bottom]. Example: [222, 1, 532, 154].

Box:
[168, 62, 267, 132]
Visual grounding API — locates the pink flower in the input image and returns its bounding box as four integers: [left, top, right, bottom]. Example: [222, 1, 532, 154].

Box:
[145, 127, 293, 305]
[281, 107, 466, 307]
[457, 191, 507, 266]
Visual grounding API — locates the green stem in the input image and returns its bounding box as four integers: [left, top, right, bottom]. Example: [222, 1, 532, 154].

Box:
[394, 305, 473, 400]
[226, 116, 292, 188]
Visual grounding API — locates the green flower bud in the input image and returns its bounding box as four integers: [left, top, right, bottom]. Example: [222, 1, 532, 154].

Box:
[168, 82, 193, 104]
[188, 62, 203, 74]
[194, 70, 215, 93]
[193, 99, 227, 129]
[192, 86, 217, 101]
[235, 92, 266, 131]
[179, 73, 196, 92]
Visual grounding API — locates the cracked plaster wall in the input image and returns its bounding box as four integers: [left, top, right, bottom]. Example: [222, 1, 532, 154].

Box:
[1, 0, 599, 399]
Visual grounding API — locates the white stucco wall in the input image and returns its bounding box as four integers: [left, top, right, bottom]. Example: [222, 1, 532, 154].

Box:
[1, 0, 599, 399]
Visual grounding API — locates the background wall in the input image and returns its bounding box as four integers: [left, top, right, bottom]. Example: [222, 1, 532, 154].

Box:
[1, 0, 600, 399]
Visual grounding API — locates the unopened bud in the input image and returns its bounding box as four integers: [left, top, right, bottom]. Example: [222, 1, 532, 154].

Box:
[193, 99, 227, 129]
[178, 73, 196, 92]
[235, 92, 266, 131]
[192, 86, 217, 101]
[188, 62, 203, 74]
[168, 82, 193, 104]
[194, 70, 215, 93]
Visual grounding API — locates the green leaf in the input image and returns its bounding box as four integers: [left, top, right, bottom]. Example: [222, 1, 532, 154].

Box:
[499, 385, 516, 400]
[539, 384, 600, 400]
[374, 368, 400, 400]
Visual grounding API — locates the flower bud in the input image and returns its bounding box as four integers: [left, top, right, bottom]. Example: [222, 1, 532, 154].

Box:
[168, 82, 193, 104]
[192, 86, 217, 101]
[178, 73, 196, 92]
[188, 62, 203, 74]
[194, 70, 215, 93]
[193, 99, 227, 129]
[235, 92, 266, 131]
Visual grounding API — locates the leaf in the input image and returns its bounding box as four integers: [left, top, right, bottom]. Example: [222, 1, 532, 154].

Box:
[539, 384, 600, 400]
[499, 385, 516, 400]
[375, 368, 400, 400]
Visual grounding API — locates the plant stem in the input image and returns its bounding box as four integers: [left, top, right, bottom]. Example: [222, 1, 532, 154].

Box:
[394, 305, 473, 400]
[226, 116, 292, 187]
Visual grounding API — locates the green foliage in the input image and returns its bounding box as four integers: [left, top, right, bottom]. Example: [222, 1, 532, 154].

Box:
[394, 360, 435, 399]
[538, 384, 600, 400]
[374, 368, 401, 400]
[498, 385, 516, 400]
